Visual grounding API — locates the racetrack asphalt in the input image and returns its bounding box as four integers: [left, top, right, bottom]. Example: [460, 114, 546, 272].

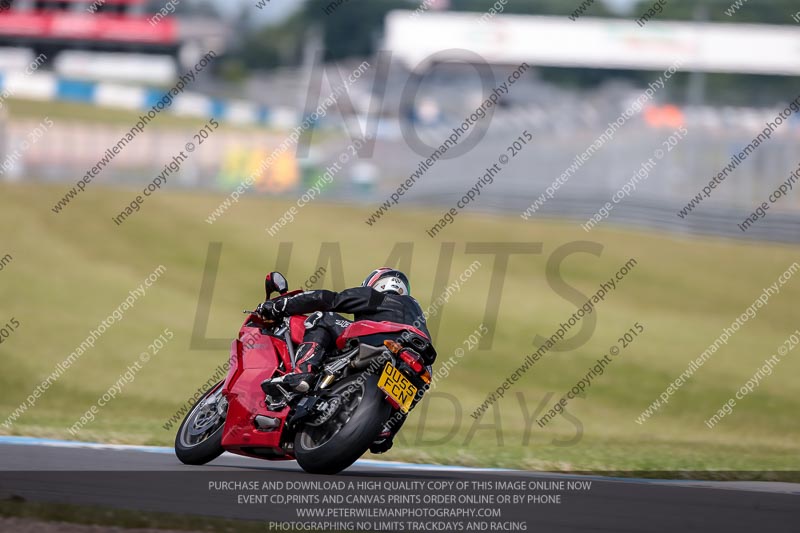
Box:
[0, 437, 798, 532]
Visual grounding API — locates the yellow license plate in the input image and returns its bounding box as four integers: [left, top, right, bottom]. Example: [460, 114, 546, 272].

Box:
[377, 362, 417, 413]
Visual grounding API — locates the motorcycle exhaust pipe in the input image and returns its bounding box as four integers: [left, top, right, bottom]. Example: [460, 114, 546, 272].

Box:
[350, 353, 389, 370]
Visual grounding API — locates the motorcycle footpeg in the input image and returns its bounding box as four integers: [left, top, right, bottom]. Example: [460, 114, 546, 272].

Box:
[254, 415, 281, 431]
[262, 374, 312, 396]
[265, 395, 289, 411]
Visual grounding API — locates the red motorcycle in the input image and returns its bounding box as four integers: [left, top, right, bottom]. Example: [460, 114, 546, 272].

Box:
[175, 272, 435, 474]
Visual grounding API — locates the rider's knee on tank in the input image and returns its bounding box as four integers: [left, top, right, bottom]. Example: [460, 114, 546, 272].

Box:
[303, 311, 325, 329]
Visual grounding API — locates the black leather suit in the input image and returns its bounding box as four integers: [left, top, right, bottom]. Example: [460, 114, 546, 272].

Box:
[272, 287, 432, 372]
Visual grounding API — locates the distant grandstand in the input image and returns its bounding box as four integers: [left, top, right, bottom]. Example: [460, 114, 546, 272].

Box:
[0, 0, 229, 83]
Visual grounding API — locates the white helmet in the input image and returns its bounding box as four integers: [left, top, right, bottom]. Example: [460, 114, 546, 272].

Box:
[362, 268, 410, 296]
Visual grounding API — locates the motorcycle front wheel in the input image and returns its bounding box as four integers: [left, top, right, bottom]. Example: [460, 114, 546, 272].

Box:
[174, 380, 226, 465]
[294, 373, 391, 475]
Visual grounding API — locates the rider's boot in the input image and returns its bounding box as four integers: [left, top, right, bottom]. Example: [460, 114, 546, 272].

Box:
[261, 342, 323, 396]
[370, 412, 408, 454]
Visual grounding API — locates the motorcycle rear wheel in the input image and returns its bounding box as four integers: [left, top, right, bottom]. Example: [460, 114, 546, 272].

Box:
[294, 373, 391, 475]
[175, 380, 226, 465]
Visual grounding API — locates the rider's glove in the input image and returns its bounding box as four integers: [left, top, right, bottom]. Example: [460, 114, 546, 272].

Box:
[256, 300, 281, 320]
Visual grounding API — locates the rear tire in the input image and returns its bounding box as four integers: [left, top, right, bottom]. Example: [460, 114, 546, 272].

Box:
[294, 373, 391, 475]
[175, 381, 226, 465]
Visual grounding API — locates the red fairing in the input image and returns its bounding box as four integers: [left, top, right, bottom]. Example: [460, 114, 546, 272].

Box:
[336, 320, 430, 349]
[194, 292, 429, 464]
[219, 314, 307, 459]
[289, 315, 306, 345]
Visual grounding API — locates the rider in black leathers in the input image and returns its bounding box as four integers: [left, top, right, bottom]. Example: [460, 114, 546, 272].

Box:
[257, 268, 434, 453]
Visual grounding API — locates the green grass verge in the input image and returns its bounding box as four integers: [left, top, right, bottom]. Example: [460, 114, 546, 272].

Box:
[1, 181, 799, 478]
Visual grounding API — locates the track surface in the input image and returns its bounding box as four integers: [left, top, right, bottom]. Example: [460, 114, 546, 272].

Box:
[0, 437, 798, 532]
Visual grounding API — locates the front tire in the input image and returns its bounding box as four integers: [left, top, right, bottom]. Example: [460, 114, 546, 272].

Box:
[294, 373, 391, 475]
[175, 381, 226, 465]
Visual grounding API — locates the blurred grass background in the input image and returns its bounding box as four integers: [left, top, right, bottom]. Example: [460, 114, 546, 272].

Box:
[0, 181, 798, 477]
